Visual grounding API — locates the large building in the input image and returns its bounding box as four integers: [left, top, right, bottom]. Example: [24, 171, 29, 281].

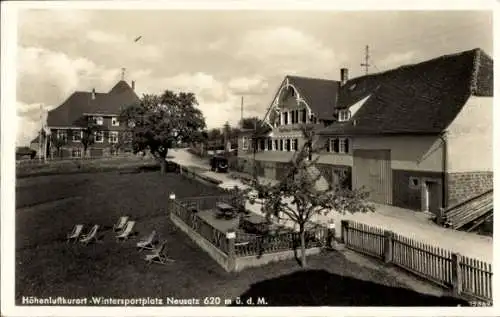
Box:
[34, 79, 140, 158]
[235, 48, 493, 215]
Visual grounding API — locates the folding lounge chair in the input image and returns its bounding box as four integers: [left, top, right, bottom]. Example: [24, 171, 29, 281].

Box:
[136, 230, 157, 251]
[79, 225, 100, 245]
[116, 221, 136, 241]
[113, 216, 129, 232]
[67, 224, 84, 243]
[144, 241, 175, 264]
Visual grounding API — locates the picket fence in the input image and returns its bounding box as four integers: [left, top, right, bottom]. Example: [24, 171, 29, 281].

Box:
[341, 220, 493, 305]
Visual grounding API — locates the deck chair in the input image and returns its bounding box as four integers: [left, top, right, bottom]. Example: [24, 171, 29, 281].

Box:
[116, 221, 136, 241]
[136, 230, 157, 251]
[79, 225, 100, 245]
[67, 224, 84, 243]
[144, 241, 175, 264]
[113, 216, 129, 232]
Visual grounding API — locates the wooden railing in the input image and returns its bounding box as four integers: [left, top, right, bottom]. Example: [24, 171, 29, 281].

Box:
[171, 198, 228, 253]
[341, 220, 492, 305]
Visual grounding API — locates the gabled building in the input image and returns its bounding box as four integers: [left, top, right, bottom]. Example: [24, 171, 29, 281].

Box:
[41, 80, 140, 158]
[236, 48, 493, 215]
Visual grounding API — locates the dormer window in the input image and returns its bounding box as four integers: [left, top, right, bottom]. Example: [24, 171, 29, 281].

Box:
[93, 116, 103, 125]
[111, 117, 120, 127]
[338, 109, 351, 122]
[289, 87, 295, 97]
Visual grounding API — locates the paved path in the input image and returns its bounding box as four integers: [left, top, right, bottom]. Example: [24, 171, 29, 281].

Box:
[169, 149, 493, 262]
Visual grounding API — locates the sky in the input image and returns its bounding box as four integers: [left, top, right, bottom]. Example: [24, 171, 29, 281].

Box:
[15, 7, 493, 146]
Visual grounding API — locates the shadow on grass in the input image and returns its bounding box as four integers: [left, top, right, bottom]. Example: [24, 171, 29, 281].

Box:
[232, 269, 469, 306]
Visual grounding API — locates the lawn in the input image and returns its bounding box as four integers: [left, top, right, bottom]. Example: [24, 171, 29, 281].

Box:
[15, 169, 468, 306]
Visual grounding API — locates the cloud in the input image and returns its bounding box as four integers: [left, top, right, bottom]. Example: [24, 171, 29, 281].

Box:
[236, 27, 344, 77]
[377, 51, 419, 70]
[228, 76, 269, 96]
[16, 101, 55, 146]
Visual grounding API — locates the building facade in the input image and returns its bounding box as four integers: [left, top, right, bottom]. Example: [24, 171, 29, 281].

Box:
[236, 48, 493, 215]
[40, 80, 140, 158]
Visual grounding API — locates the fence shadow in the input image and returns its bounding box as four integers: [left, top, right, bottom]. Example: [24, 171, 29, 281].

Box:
[232, 269, 469, 306]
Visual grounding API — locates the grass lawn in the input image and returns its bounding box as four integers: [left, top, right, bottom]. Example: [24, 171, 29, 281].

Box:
[15, 170, 468, 306]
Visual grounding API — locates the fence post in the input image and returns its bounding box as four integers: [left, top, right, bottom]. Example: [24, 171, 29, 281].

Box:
[383, 230, 394, 263]
[226, 230, 236, 272]
[168, 192, 176, 216]
[340, 220, 349, 244]
[451, 253, 463, 296]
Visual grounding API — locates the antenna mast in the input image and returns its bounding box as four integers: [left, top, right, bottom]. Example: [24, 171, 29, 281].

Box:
[360, 45, 371, 75]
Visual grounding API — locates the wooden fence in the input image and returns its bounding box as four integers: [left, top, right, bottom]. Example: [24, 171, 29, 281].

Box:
[341, 220, 492, 305]
[170, 195, 331, 261]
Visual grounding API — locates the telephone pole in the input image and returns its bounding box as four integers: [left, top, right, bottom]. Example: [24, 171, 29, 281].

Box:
[360, 45, 371, 75]
[38, 105, 43, 162]
[240, 96, 244, 128]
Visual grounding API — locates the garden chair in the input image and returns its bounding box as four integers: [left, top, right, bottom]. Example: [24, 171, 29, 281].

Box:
[79, 225, 100, 245]
[116, 221, 136, 241]
[136, 230, 157, 251]
[144, 241, 175, 264]
[67, 224, 84, 243]
[113, 216, 129, 232]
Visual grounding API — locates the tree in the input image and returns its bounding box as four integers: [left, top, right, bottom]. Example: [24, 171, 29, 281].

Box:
[80, 126, 96, 157]
[50, 134, 67, 158]
[239, 126, 375, 267]
[239, 116, 265, 130]
[119, 90, 206, 174]
[110, 130, 133, 155]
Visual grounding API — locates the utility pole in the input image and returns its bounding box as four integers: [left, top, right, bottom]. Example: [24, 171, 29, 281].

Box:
[38, 105, 43, 162]
[360, 45, 371, 75]
[240, 96, 244, 128]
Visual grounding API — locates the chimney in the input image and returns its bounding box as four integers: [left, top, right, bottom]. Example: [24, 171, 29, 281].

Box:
[340, 68, 349, 86]
[91, 88, 96, 100]
[131, 80, 135, 91]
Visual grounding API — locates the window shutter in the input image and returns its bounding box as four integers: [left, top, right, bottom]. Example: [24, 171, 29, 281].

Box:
[326, 139, 331, 152]
[344, 138, 350, 153]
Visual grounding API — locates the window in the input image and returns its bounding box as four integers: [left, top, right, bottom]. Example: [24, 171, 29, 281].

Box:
[94, 116, 104, 125]
[72, 130, 83, 142]
[329, 137, 350, 154]
[94, 131, 104, 143]
[279, 139, 284, 151]
[292, 139, 298, 151]
[277, 114, 281, 126]
[71, 148, 82, 158]
[291, 111, 295, 124]
[283, 112, 288, 125]
[109, 131, 119, 144]
[56, 130, 67, 142]
[338, 109, 351, 122]
[259, 139, 265, 151]
[285, 139, 291, 152]
[267, 139, 273, 151]
[242, 136, 249, 150]
[409, 177, 420, 189]
[301, 109, 307, 123]
[274, 139, 278, 151]
[339, 138, 349, 153]
[111, 117, 120, 127]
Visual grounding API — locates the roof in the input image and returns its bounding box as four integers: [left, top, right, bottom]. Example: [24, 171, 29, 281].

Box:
[286, 75, 339, 119]
[319, 48, 493, 135]
[47, 80, 140, 127]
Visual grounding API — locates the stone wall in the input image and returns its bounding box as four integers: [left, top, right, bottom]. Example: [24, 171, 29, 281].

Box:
[447, 171, 493, 206]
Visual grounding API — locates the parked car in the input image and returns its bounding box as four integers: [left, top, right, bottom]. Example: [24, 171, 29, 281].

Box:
[210, 155, 228, 173]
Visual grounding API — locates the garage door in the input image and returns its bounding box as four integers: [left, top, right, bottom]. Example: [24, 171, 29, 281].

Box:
[353, 149, 392, 205]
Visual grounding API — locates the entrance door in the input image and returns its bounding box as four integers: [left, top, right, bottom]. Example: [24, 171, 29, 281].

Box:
[423, 181, 441, 215]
